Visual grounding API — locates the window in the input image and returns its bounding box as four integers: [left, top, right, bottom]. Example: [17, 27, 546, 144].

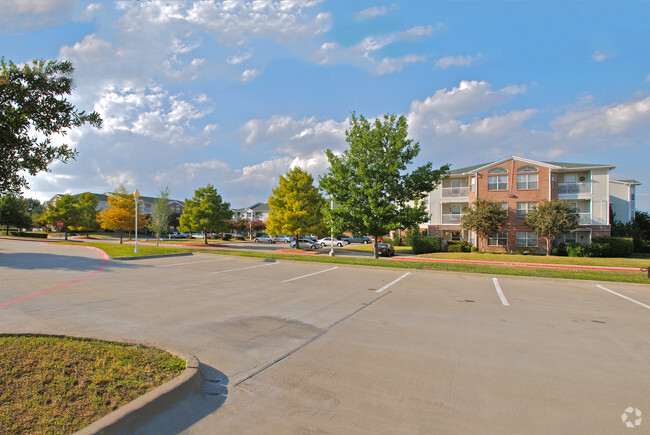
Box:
[488, 232, 508, 246]
[518, 166, 538, 173]
[450, 205, 462, 214]
[564, 201, 578, 212]
[488, 175, 508, 191]
[451, 231, 462, 241]
[551, 173, 557, 189]
[516, 232, 538, 247]
[470, 177, 476, 192]
[488, 168, 508, 174]
[560, 232, 576, 244]
[517, 202, 537, 218]
[451, 179, 461, 188]
[517, 173, 538, 190]
[501, 202, 508, 210]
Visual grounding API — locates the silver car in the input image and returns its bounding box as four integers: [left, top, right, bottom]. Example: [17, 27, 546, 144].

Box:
[290, 238, 322, 250]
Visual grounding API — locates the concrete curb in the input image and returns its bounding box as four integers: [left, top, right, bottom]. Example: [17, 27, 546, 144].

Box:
[0, 333, 202, 435]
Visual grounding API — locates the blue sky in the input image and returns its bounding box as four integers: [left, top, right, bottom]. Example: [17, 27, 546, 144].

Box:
[3, 1, 649, 211]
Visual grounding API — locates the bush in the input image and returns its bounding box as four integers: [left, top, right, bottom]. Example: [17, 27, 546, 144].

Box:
[9, 231, 47, 239]
[470, 246, 479, 253]
[592, 236, 634, 258]
[551, 242, 568, 256]
[447, 244, 463, 252]
[447, 241, 470, 253]
[392, 232, 404, 246]
[411, 236, 442, 254]
[221, 233, 232, 241]
[567, 243, 605, 257]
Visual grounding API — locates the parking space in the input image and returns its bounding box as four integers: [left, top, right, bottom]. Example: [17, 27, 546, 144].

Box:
[1, 239, 649, 433]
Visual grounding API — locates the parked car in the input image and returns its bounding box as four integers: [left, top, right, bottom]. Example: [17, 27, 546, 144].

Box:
[276, 235, 295, 243]
[340, 235, 372, 244]
[168, 232, 182, 239]
[254, 234, 276, 243]
[374, 243, 395, 257]
[290, 238, 322, 250]
[318, 237, 347, 247]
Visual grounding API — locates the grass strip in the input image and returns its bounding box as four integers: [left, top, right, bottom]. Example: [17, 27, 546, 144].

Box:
[0, 335, 185, 435]
[74, 242, 650, 284]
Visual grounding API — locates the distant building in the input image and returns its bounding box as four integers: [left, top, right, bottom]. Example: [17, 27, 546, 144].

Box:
[232, 202, 270, 222]
[423, 155, 641, 252]
[48, 192, 185, 216]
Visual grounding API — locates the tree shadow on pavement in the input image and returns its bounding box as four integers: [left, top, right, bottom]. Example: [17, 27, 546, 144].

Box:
[0, 252, 145, 272]
[133, 363, 229, 434]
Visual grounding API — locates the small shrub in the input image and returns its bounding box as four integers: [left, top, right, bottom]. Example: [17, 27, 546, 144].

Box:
[551, 242, 568, 256]
[412, 236, 442, 254]
[9, 231, 48, 239]
[592, 236, 634, 258]
[447, 241, 470, 252]
[447, 244, 463, 252]
[567, 243, 605, 257]
[470, 246, 479, 253]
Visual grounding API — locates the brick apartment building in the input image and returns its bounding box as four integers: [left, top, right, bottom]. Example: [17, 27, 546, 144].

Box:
[423, 156, 640, 252]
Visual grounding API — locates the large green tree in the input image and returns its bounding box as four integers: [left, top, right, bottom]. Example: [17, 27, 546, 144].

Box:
[0, 58, 102, 195]
[41, 194, 81, 240]
[526, 200, 580, 255]
[147, 187, 173, 247]
[74, 192, 100, 237]
[179, 184, 231, 245]
[267, 167, 326, 248]
[460, 199, 508, 252]
[0, 195, 32, 234]
[320, 113, 449, 258]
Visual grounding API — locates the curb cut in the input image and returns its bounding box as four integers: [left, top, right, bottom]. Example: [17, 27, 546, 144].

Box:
[0, 333, 201, 435]
[111, 252, 195, 261]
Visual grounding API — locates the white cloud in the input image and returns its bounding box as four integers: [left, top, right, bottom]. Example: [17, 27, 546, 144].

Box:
[79, 3, 103, 22]
[436, 53, 483, 69]
[0, 0, 76, 34]
[592, 51, 608, 62]
[241, 69, 261, 82]
[376, 55, 426, 75]
[227, 50, 254, 65]
[59, 34, 112, 63]
[356, 6, 388, 19]
[399, 25, 436, 41]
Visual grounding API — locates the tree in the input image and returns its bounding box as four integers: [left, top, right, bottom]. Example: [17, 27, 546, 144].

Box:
[250, 219, 266, 236]
[73, 192, 100, 237]
[0, 195, 32, 234]
[319, 113, 449, 258]
[267, 167, 326, 249]
[41, 194, 81, 240]
[460, 200, 508, 252]
[0, 58, 102, 195]
[525, 200, 580, 255]
[147, 187, 172, 247]
[97, 185, 147, 244]
[179, 184, 231, 245]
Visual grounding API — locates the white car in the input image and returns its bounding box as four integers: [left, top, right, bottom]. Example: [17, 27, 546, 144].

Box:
[254, 234, 276, 243]
[276, 235, 295, 243]
[290, 239, 322, 250]
[317, 237, 347, 247]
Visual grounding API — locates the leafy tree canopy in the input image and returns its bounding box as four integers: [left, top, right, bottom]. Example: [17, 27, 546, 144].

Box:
[147, 187, 172, 246]
[319, 112, 449, 257]
[0, 58, 102, 195]
[267, 167, 326, 247]
[525, 200, 580, 255]
[41, 194, 81, 236]
[0, 195, 32, 233]
[179, 184, 231, 245]
[460, 199, 508, 252]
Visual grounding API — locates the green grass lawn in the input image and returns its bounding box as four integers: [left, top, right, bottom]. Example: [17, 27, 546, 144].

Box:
[0, 335, 185, 435]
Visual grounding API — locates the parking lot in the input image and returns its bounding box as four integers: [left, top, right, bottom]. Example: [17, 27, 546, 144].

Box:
[1, 239, 649, 433]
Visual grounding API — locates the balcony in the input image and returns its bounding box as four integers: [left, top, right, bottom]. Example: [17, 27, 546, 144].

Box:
[442, 213, 465, 225]
[441, 187, 469, 199]
[558, 182, 590, 195]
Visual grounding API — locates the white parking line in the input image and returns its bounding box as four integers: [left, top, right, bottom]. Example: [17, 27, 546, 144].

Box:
[492, 278, 510, 306]
[209, 262, 278, 275]
[375, 272, 411, 293]
[596, 285, 650, 310]
[155, 258, 232, 268]
[282, 267, 338, 282]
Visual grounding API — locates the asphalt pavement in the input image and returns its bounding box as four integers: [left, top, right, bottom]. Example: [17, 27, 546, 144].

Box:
[1, 238, 649, 434]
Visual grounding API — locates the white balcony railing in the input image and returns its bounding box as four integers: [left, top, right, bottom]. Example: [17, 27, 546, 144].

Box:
[578, 213, 592, 225]
[442, 213, 465, 225]
[442, 187, 469, 198]
[559, 182, 590, 195]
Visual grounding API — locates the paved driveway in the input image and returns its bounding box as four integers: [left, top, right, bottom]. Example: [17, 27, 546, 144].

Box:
[1, 239, 649, 434]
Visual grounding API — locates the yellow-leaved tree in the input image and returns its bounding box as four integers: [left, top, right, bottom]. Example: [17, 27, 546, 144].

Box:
[98, 185, 148, 244]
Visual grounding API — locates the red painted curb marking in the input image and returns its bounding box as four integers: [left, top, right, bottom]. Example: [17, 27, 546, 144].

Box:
[0, 244, 110, 309]
[276, 249, 317, 255]
[391, 256, 643, 272]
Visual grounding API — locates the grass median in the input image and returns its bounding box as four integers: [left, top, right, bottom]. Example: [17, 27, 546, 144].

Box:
[0, 335, 185, 435]
[72, 241, 650, 284]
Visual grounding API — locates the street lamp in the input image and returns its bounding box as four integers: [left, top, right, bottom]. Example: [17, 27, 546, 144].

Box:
[134, 189, 140, 253]
[329, 198, 335, 257]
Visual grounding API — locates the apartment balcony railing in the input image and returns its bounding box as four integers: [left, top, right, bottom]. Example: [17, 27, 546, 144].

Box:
[558, 182, 590, 195]
[577, 213, 592, 225]
[442, 213, 465, 225]
[441, 187, 469, 198]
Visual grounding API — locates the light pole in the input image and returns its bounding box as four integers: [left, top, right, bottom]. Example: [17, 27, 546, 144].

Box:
[134, 189, 140, 253]
[329, 198, 335, 257]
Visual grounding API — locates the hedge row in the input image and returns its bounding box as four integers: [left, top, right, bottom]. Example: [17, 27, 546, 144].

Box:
[9, 232, 48, 239]
[567, 237, 634, 258]
[411, 235, 442, 254]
